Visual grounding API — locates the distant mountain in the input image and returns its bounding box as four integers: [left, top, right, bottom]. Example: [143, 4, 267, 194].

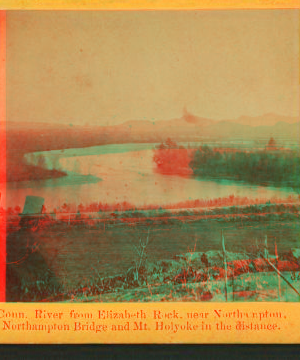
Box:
[122, 110, 214, 131]
[113, 112, 299, 141]
[227, 113, 299, 127]
[6, 121, 72, 130]
[203, 120, 299, 139]
[6, 112, 299, 155]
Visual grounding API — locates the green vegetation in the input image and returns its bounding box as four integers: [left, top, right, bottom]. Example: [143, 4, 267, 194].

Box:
[7, 244, 300, 302]
[189, 146, 300, 188]
[6, 204, 300, 302]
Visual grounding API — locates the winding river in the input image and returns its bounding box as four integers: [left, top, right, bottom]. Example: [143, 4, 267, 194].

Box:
[5, 143, 296, 211]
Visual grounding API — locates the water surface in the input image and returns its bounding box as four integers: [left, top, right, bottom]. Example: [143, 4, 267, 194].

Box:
[6, 144, 296, 210]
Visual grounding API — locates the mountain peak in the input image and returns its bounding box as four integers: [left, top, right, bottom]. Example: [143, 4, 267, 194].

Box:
[182, 107, 199, 124]
[180, 107, 213, 127]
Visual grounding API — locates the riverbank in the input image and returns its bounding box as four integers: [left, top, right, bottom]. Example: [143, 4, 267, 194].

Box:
[5, 200, 299, 230]
[7, 162, 67, 183]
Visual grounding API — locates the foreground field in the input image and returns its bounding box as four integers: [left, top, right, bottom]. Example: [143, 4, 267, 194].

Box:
[5, 202, 300, 302]
[79, 270, 300, 303]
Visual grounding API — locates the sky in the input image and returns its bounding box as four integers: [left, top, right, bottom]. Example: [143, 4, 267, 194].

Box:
[6, 10, 299, 126]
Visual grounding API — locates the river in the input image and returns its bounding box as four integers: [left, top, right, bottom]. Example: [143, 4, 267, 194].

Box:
[6, 143, 296, 211]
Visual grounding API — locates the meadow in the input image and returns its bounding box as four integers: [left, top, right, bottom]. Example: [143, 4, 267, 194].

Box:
[5, 200, 300, 302]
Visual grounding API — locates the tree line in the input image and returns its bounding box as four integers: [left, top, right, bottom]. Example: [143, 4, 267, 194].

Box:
[189, 145, 299, 188]
[153, 138, 300, 188]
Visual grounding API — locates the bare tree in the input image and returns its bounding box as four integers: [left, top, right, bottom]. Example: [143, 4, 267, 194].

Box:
[132, 229, 150, 283]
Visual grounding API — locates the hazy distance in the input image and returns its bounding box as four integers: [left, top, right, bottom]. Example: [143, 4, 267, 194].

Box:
[6, 10, 299, 126]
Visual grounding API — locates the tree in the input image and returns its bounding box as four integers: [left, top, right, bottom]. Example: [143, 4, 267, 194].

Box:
[165, 138, 178, 149]
[266, 137, 277, 151]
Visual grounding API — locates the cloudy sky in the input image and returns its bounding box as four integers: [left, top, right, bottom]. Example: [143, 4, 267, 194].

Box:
[6, 10, 299, 126]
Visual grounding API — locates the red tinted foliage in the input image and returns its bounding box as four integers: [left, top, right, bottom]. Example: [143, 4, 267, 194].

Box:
[153, 139, 195, 175]
[153, 147, 194, 175]
[4, 193, 299, 217]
